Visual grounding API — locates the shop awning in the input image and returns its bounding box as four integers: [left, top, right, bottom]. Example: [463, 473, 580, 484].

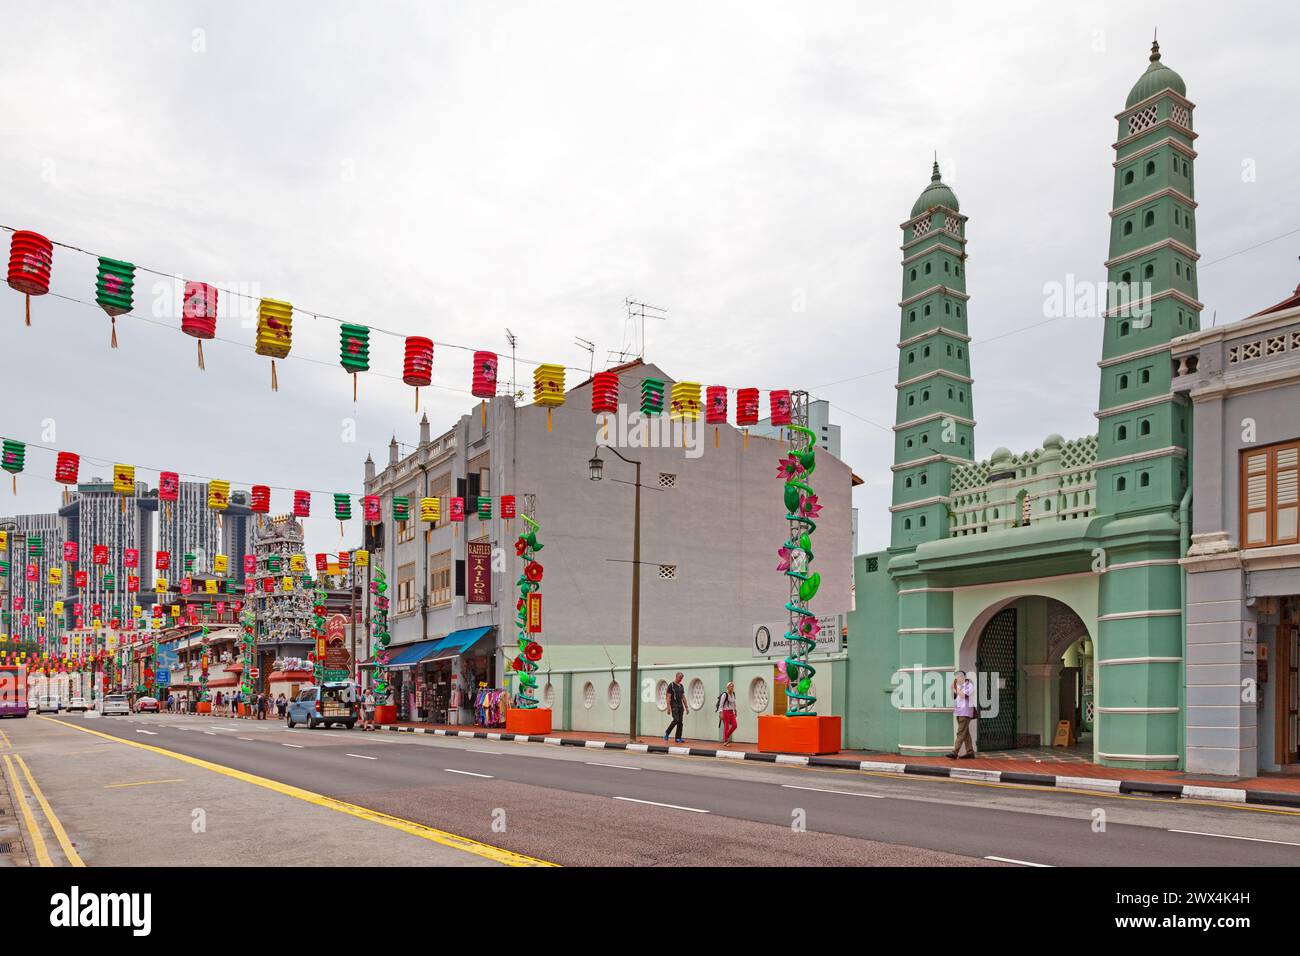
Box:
[380, 638, 444, 670]
[429, 626, 494, 660]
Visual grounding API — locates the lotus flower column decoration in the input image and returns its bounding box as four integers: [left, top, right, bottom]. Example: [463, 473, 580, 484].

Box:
[776, 423, 821, 714]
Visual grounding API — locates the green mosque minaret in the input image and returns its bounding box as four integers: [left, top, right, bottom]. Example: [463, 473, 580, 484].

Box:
[890, 159, 976, 551]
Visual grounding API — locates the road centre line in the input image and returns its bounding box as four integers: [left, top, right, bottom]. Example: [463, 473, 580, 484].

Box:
[585, 761, 643, 770]
[346, 753, 378, 760]
[444, 768, 493, 778]
[781, 784, 885, 798]
[614, 796, 709, 813]
[1168, 829, 1300, 847]
[985, 855, 1052, 867]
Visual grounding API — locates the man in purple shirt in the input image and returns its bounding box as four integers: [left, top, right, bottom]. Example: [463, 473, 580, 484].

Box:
[946, 671, 977, 759]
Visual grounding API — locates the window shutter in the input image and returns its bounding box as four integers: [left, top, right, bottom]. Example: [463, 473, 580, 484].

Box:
[1244, 451, 1270, 545]
[1274, 443, 1299, 545]
[455, 559, 465, 597]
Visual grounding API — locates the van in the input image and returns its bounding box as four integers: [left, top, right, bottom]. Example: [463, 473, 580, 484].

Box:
[35, 695, 61, 714]
[285, 681, 357, 729]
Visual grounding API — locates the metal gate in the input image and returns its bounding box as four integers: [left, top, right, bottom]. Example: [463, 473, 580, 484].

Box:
[976, 607, 1018, 751]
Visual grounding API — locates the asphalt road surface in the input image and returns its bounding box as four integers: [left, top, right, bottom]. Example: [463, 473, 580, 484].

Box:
[13, 712, 1300, 866]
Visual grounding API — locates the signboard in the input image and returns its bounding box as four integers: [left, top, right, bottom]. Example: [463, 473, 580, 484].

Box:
[526, 593, 542, 633]
[249, 667, 260, 680]
[324, 613, 352, 670]
[752, 614, 843, 658]
[157, 668, 170, 686]
[467, 541, 492, 605]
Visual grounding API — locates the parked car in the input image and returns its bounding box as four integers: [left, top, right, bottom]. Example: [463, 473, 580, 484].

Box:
[135, 696, 160, 713]
[101, 694, 130, 716]
[66, 696, 88, 712]
[286, 682, 356, 729]
[35, 695, 61, 714]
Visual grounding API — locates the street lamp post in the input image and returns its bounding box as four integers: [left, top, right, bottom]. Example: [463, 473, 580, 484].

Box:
[589, 447, 642, 742]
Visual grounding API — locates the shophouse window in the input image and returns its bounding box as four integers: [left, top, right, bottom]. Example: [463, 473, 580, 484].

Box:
[429, 473, 450, 529]
[1241, 441, 1300, 548]
[429, 550, 452, 608]
[396, 562, 416, 614]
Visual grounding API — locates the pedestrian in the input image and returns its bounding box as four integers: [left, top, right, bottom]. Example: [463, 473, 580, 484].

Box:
[663, 672, 687, 744]
[362, 686, 376, 730]
[214, 691, 222, 716]
[947, 670, 978, 759]
[715, 681, 738, 746]
[256, 692, 265, 720]
[276, 693, 287, 719]
[166, 693, 174, 713]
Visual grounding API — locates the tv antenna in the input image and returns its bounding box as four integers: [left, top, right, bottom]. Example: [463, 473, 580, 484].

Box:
[505, 328, 518, 403]
[574, 336, 596, 380]
[623, 297, 667, 362]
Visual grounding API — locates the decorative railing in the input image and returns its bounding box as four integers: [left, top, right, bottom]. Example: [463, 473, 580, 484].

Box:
[947, 434, 1098, 537]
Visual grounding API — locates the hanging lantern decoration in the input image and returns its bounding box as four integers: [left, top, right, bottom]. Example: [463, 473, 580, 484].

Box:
[54, 450, 79, 485]
[2, 439, 25, 493]
[7, 230, 52, 326]
[293, 489, 311, 518]
[157, 469, 179, 522]
[254, 298, 293, 391]
[180, 281, 218, 370]
[363, 495, 381, 524]
[96, 545, 111, 566]
[63, 541, 78, 563]
[94, 257, 135, 348]
[27, 535, 43, 558]
[419, 496, 440, 524]
[403, 336, 433, 411]
[477, 496, 492, 520]
[471, 350, 498, 426]
[449, 497, 465, 522]
[353, 549, 369, 568]
[736, 387, 760, 449]
[207, 480, 230, 512]
[533, 364, 565, 432]
[315, 553, 329, 572]
[500, 494, 516, 520]
[250, 484, 271, 515]
[392, 496, 410, 523]
[770, 389, 793, 448]
[592, 371, 619, 440]
[641, 377, 665, 417]
[334, 493, 352, 535]
[339, 323, 369, 401]
[113, 464, 135, 513]
[670, 381, 701, 448]
[705, 386, 727, 448]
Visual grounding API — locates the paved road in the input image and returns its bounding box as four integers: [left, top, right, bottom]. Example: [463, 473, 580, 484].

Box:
[19, 712, 1300, 867]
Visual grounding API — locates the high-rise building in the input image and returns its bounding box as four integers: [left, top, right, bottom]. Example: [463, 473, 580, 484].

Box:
[0, 511, 64, 650]
[222, 491, 256, 585]
[157, 481, 221, 576]
[58, 477, 157, 630]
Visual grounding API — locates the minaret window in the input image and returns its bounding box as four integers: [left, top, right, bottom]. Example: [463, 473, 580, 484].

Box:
[923, 346, 931, 358]
[959, 391, 965, 402]
[1116, 476, 1127, 492]
[1139, 472, 1150, 488]
[1144, 263, 1155, 280]
[1143, 210, 1155, 228]
[957, 347, 964, 358]
[904, 518, 912, 530]
[908, 352, 915, 364]
[907, 395, 915, 407]
[1139, 419, 1151, 436]
[1116, 425, 1128, 441]
[919, 516, 927, 528]
[956, 306, 962, 317]
[1124, 220, 1134, 236]
[910, 268, 917, 281]
[925, 263, 932, 275]
[945, 302, 951, 315]
[924, 305, 932, 317]
[1182, 160, 1188, 176]
[920, 474, 928, 486]
[1119, 373, 1129, 389]
[922, 389, 930, 402]
[1144, 159, 1156, 177]
[948, 387, 954, 399]
[1140, 368, 1151, 384]
[905, 477, 913, 488]
[944, 261, 950, 274]
[1175, 262, 1181, 276]
[1120, 321, 1131, 337]
[1124, 169, 1135, 185]
[946, 344, 953, 356]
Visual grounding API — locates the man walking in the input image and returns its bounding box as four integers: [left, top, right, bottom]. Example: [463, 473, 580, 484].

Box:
[663, 672, 687, 744]
[947, 670, 978, 759]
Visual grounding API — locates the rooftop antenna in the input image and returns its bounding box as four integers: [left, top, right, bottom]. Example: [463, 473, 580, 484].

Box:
[574, 336, 596, 379]
[624, 297, 668, 361]
[505, 328, 518, 404]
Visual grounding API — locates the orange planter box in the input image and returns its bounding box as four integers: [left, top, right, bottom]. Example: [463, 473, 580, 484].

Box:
[374, 704, 396, 725]
[757, 714, 842, 755]
[505, 707, 552, 736]
[197, 702, 211, 714]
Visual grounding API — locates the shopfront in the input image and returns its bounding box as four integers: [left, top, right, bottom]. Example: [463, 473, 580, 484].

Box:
[372, 627, 498, 724]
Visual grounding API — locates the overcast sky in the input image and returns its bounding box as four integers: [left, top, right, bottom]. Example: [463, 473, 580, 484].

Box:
[1, 0, 1297, 558]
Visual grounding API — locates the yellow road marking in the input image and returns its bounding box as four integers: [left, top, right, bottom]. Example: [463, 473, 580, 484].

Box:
[2, 753, 52, 867]
[42, 717, 556, 867]
[15, 754, 84, 867]
[0, 727, 12, 750]
[104, 778, 186, 789]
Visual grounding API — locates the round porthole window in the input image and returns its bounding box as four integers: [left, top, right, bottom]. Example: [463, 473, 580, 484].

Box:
[655, 680, 668, 711]
[582, 681, 595, 709]
[607, 681, 621, 710]
[543, 683, 555, 708]
[687, 678, 706, 711]
[749, 677, 770, 713]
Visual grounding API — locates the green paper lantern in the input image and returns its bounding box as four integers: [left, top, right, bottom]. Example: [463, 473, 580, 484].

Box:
[334, 494, 352, 521]
[477, 496, 492, 520]
[641, 378, 665, 416]
[340, 324, 370, 372]
[95, 257, 135, 348]
[26, 535, 43, 558]
[392, 496, 409, 522]
[2, 439, 25, 478]
[184, 552, 196, 572]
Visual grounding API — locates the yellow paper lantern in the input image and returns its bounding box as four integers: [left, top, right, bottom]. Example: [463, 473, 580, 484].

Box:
[208, 480, 230, 511]
[281, 576, 293, 591]
[290, 554, 306, 572]
[53, 601, 64, 615]
[353, 549, 369, 568]
[113, 464, 135, 496]
[255, 297, 294, 391]
[171, 605, 181, 618]
[670, 381, 702, 421]
[420, 496, 440, 523]
[214, 554, 228, 574]
[36, 615, 45, 628]
[48, 567, 62, 586]
[132, 605, 141, 618]
[0, 531, 7, 549]
[205, 579, 218, 594]
[155, 578, 168, 594]
[533, 363, 565, 431]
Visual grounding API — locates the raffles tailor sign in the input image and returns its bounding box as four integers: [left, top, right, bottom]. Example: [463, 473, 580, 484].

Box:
[467, 541, 492, 605]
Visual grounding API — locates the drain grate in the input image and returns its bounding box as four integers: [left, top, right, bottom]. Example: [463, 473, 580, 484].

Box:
[0, 842, 13, 854]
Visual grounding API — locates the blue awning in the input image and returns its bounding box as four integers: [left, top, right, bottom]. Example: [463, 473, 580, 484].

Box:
[380, 638, 443, 669]
[431, 626, 494, 658]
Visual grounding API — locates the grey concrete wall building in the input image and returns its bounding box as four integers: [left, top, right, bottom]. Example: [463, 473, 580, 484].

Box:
[1172, 281, 1300, 776]
[364, 360, 855, 738]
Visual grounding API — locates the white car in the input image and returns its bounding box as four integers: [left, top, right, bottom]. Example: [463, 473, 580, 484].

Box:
[67, 697, 88, 712]
[35, 695, 61, 714]
[101, 694, 130, 716]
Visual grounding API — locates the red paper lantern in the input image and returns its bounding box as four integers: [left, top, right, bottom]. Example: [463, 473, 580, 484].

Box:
[55, 451, 79, 485]
[592, 371, 619, 414]
[403, 336, 434, 410]
[7, 230, 53, 326]
[705, 386, 728, 424]
[363, 495, 381, 523]
[156, 551, 171, 571]
[769, 389, 792, 426]
[449, 497, 465, 522]
[159, 471, 179, 502]
[182, 281, 218, 369]
[74, 571, 87, 589]
[124, 548, 139, 568]
[315, 553, 328, 571]
[243, 555, 256, 574]
[472, 351, 498, 399]
[63, 541, 78, 563]
[500, 495, 516, 519]
[93, 545, 109, 565]
[293, 490, 311, 517]
[250, 484, 271, 514]
[736, 388, 760, 426]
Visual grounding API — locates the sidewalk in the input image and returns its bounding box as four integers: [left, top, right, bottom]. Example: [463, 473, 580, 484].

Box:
[378, 719, 1300, 809]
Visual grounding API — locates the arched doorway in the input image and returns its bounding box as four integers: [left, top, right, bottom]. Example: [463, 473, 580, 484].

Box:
[975, 607, 1018, 750]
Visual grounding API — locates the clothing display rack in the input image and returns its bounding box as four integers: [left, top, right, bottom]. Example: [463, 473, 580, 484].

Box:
[473, 687, 509, 728]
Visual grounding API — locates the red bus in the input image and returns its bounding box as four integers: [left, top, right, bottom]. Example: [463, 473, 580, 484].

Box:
[0, 664, 28, 717]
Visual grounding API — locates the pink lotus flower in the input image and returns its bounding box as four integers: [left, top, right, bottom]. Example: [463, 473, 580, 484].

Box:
[799, 494, 822, 519]
[776, 456, 804, 480]
[776, 545, 793, 572]
[797, 616, 821, 640]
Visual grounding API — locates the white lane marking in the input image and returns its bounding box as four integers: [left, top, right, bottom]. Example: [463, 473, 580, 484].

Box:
[585, 761, 643, 771]
[614, 796, 709, 813]
[345, 753, 378, 760]
[985, 856, 1053, 867]
[204, 732, 217, 736]
[1168, 829, 1300, 847]
[237, 737, 254, 741]
[781, 784, 885, 799]
[136, 730, 158, 735]
[466, 748, 502, 755]
[282, 743, 305, 749]
[444, 769, 493, 779]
